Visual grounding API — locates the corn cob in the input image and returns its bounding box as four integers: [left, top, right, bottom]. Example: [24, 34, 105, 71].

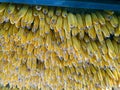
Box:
[68, 13, 76, 28]
[14, 5, 29, 23]
[85, 14, 92, 29]
[115, 16, 120, 36]
[101, 25, 110, 38]
[0, 3, 7, 13]
[56, 7, 62, 16]
[110, 15, 119, 28]
[42, 6, 48, 15]
[96, 11, 106, 25]
[56, 16, 63, 32]
[62, 10, 67, 18]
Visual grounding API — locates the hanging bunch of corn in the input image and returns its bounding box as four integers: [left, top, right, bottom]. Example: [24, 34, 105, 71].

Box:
[0, 3, 119, 90]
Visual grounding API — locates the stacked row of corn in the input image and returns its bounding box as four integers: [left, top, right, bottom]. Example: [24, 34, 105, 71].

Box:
[0, 61, 120, 90]
[0, 3, 119, 90]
